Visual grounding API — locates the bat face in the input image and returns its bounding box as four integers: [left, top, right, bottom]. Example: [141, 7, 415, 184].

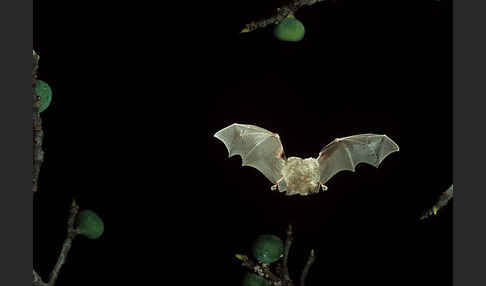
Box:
[280, 157, 322, 196]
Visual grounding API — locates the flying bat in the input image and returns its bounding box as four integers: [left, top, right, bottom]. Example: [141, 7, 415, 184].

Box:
[214, 123, 399, 196]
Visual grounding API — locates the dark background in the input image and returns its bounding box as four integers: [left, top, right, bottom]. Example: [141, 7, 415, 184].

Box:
[34, 0, 452, 285]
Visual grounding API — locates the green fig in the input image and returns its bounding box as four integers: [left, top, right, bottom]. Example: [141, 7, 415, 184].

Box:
[35, 80, 52, 112]
[273, 15, 305, 42]
[251, 234, 284, 264]
[242, 272, 269, 286]
[76, 210, 104, 239]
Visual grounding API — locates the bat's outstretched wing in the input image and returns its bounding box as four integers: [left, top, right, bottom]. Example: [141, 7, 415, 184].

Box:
[317, 134, 399, 184]
[214, 123, 286, 184]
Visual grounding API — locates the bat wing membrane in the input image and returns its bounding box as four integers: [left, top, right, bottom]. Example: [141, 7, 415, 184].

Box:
[214, 124, 285, 183]
[317, 134, 399, 184]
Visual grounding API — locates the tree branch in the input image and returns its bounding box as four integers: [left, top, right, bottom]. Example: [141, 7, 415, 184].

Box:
[33, 49, 47, 286]
[47, 202, 80, 286]
[420, 184, 454, 220]
[235, 224, 318, 285]
[237, 254, 294, 286]
[33, 203, 80, 286]
[32, 51, 81, 285]
[283, 224, 293, 281]
[299, 249, 316, 286]
[32, 50, 43, 193]
[241, 0, 329, 33]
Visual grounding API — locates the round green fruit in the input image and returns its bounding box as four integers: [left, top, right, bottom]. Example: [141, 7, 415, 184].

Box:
[273, 16, 305, 42]
[242, 272, 269, 286]
[251, 234, 284, 264]
[76, 210, 104, 240]
[35, 80, 52, 112]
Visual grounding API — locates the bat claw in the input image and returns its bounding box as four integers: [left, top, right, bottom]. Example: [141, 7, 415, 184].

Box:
[319, 183, 328, 192]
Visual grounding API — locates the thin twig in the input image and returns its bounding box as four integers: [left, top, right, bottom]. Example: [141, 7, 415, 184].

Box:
[33, 270, 47, 286]
[299, 249, 316, 286]
[420, 184, 454, 220]
[47, 202, 79, 286]
[283, 224, 293, 281]
[32, 50, 43, 193]
[237, 254, 294, 286]
[241, 0, 328, 33]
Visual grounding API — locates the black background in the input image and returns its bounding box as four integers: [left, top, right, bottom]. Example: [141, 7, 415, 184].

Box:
[34, 0, 452, 285]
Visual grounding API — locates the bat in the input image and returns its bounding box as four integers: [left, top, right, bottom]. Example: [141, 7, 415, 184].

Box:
[214, 123, 399, 196]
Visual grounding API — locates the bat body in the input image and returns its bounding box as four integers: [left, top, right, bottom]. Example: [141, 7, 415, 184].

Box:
[214, 123, 399, 196]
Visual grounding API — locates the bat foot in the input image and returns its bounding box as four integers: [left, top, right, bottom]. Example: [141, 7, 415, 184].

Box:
[319, 183, 328, 192]
[318, 181, 328, 191]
